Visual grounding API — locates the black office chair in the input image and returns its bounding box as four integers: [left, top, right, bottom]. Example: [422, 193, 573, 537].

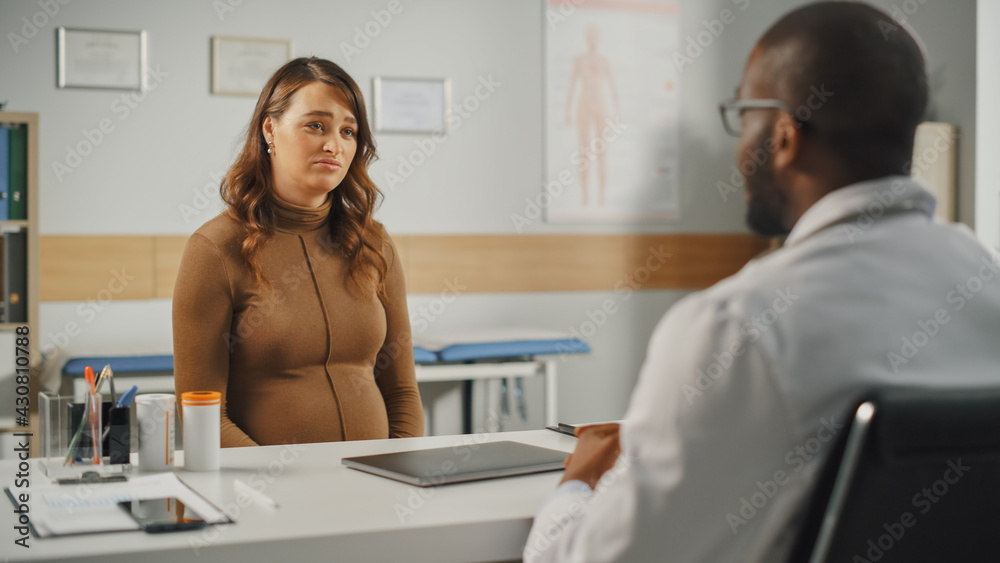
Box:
[788, 387, 1000, 563]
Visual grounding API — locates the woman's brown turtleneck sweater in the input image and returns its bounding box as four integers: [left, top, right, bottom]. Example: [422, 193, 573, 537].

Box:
[172, 195, 424, 447]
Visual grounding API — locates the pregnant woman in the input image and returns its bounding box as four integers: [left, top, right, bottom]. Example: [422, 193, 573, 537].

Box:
[173, 57, 423, 447]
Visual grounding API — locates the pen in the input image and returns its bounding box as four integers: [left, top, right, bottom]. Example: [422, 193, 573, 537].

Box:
[234, 479, 279, 509]
[101, 365, 117, 442]
[95, 364, 112, 393]
[117, 386, 138, 408]
[64, 365, 117, 465]
[107, 364, 117, 405]
[86, 367, 99, 465]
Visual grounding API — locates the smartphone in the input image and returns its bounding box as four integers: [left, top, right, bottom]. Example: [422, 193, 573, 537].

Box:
[119, 497, 208, 533]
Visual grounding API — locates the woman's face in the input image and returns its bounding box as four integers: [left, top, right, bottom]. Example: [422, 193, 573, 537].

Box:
[263, 81, 359, 207]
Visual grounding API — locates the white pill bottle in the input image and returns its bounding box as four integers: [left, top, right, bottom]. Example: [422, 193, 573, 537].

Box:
[181, 391, 221, 471]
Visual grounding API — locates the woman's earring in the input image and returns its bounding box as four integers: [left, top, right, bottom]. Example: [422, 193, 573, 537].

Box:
[267, 142, 274, 155]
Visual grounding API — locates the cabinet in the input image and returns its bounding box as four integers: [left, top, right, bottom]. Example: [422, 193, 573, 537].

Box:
[0, 111, 39, 444]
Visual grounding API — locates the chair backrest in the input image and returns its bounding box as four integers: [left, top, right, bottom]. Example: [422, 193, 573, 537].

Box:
[789, 387, 1000, 563]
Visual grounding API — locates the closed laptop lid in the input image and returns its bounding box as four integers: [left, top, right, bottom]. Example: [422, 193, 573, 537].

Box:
[342, 441, 568, 487]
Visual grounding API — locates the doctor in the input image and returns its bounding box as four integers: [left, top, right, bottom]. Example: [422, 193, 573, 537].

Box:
[525, 2, 1000, 561]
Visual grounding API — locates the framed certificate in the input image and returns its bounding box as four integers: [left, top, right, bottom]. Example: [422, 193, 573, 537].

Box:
[57, 27, 147, 91]
[212, 36, 293, 97]
[372, 77, 451, 134]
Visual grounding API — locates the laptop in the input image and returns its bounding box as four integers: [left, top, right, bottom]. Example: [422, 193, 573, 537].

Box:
[341, 441, 568, 487]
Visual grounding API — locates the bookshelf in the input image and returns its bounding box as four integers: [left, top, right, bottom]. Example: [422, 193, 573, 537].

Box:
[0, 111, 39, 440]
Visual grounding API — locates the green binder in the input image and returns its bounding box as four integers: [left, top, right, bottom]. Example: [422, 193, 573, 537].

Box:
[9, 126, 26, 221]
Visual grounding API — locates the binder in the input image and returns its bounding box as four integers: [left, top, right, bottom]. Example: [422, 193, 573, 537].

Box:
[0, 127, 9, 221]
[0, 234, 4, 323]
[3, 230, 26, 322]
[8, 126, 27, 221]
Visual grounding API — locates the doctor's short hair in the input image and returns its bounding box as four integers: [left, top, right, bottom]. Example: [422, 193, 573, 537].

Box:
[757, 1, 928, 174]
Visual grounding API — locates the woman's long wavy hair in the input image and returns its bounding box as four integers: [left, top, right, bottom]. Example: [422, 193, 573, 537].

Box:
[221, 57, 389, 303]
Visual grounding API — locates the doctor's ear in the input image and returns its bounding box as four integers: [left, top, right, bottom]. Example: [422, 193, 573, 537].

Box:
[771, 113, 802, 170]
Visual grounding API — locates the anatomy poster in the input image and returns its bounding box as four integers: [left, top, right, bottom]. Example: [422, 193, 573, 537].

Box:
[545, 0, 680, 223]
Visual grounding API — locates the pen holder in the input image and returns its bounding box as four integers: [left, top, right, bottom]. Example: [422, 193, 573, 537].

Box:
[107, 405, 131, 465]
[68, 402, 132, 466]
[39, 392, 103, 479]
[39, 392, 133, 479]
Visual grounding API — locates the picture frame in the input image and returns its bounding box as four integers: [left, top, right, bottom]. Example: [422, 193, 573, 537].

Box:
[211, 35, 293, 96]
[57, 27, 147, 91]
[372, 76, 451, 134]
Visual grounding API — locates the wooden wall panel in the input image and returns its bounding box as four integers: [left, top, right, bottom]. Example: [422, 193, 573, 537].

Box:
[39, 233, 769, 301]
[153, 236, 189, 299]
[39, 236, 155, 301]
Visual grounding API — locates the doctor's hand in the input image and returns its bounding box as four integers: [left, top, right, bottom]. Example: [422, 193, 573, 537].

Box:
[559, 423, 621, 489]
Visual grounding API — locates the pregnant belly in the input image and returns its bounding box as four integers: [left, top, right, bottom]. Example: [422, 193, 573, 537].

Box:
[230, 366, 390, 445]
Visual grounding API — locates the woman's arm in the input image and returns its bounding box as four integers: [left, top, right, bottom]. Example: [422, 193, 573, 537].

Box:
[172, 232, 259, 447]
[374, 235, 425, 438]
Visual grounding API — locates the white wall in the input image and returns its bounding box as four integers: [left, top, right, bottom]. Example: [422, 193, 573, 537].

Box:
[1, 0, 758, 236]
[976, 0, 998, 249]
[0, 0, 980, 427]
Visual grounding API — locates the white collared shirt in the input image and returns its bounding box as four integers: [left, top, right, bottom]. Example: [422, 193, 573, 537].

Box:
[525, 176, 1000, 562]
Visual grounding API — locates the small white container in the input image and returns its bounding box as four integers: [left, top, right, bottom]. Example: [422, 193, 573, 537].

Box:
[181, 391, 221, 471]
[136, 394, 176, 471]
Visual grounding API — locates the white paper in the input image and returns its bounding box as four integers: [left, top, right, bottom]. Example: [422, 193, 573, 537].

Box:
[60, 29, 143, 90]
[6, 472, 230, 538]
[213, 37, 291, 96]
[375, 78, 448, 133]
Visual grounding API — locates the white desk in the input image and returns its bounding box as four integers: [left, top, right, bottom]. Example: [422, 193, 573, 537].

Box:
[3, 430, 576, 563]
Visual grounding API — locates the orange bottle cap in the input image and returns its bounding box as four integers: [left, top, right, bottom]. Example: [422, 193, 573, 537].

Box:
[181, 391, 222, 405]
